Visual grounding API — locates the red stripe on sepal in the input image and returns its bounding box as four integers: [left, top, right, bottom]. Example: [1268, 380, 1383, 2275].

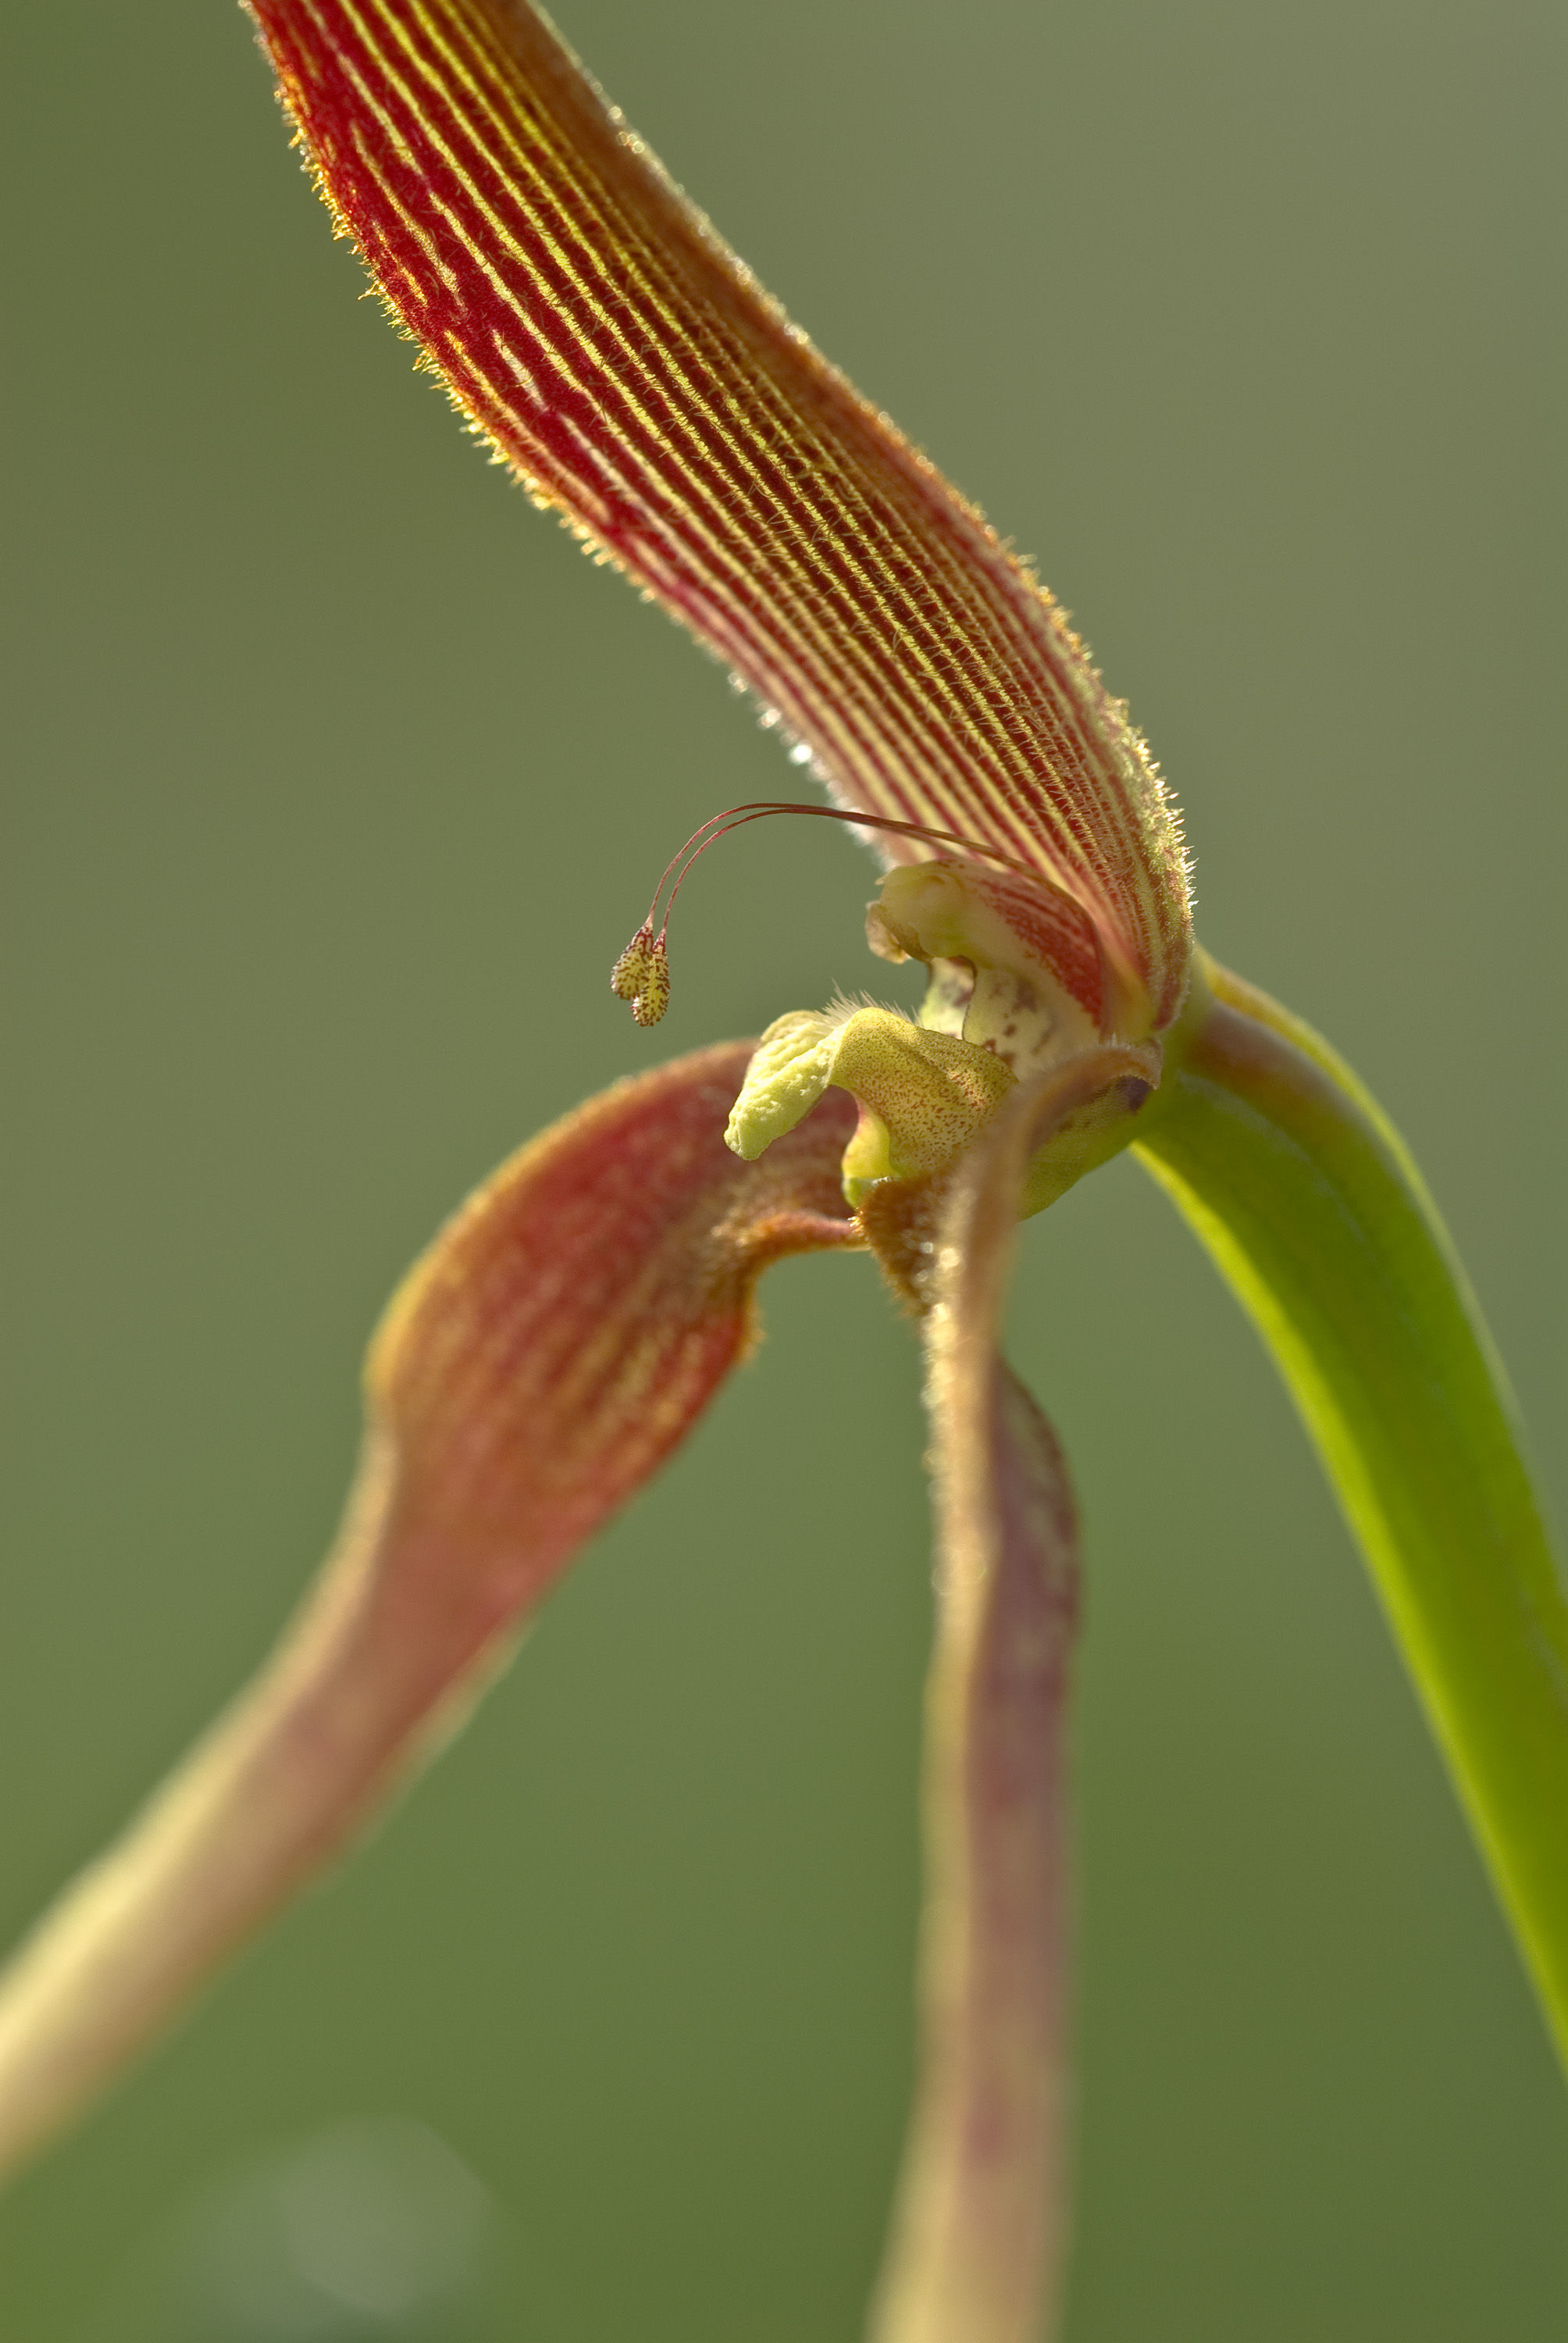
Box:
[246, 0, 1192, 1031]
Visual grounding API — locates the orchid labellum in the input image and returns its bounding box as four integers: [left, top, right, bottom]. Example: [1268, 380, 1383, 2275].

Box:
[0, 3, 1562, 2336]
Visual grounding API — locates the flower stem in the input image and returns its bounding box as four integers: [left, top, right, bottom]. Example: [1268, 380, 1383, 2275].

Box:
[867, 1065, 1139, 2343]
[1137, 953, 1568, 2061]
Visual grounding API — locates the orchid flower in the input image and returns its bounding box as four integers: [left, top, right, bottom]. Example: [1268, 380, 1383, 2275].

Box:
[0, 3, 1562, 2336]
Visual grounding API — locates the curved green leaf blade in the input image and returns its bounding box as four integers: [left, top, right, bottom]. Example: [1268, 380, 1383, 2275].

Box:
[1137, 953, 1568, 2059]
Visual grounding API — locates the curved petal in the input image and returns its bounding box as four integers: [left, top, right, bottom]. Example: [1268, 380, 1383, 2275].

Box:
[244, 0, 1191, 1026]
[0, 1045, 859, 2183]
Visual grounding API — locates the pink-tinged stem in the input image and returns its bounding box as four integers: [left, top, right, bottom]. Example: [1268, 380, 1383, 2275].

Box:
[244, 0, 1188, 1028]
[869, 1057, 1136, 2343]
[874, 1364, 1078, 2343]
[0, 1047, 858, 2182]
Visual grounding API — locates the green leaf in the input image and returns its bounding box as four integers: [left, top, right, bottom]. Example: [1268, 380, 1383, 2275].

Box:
[1137, 952, 1568, 2062]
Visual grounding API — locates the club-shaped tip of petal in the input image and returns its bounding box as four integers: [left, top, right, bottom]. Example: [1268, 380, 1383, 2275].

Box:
[609, 925, 671, 1026]
[631, 936, 671, 1026]
[609, 922, 654, 1003]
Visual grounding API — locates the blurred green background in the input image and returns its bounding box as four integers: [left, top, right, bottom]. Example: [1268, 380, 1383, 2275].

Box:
[2, 0, 1563, 2333]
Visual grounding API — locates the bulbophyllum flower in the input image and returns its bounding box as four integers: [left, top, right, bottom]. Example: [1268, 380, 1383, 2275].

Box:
[0, 5, 1561, 2337]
